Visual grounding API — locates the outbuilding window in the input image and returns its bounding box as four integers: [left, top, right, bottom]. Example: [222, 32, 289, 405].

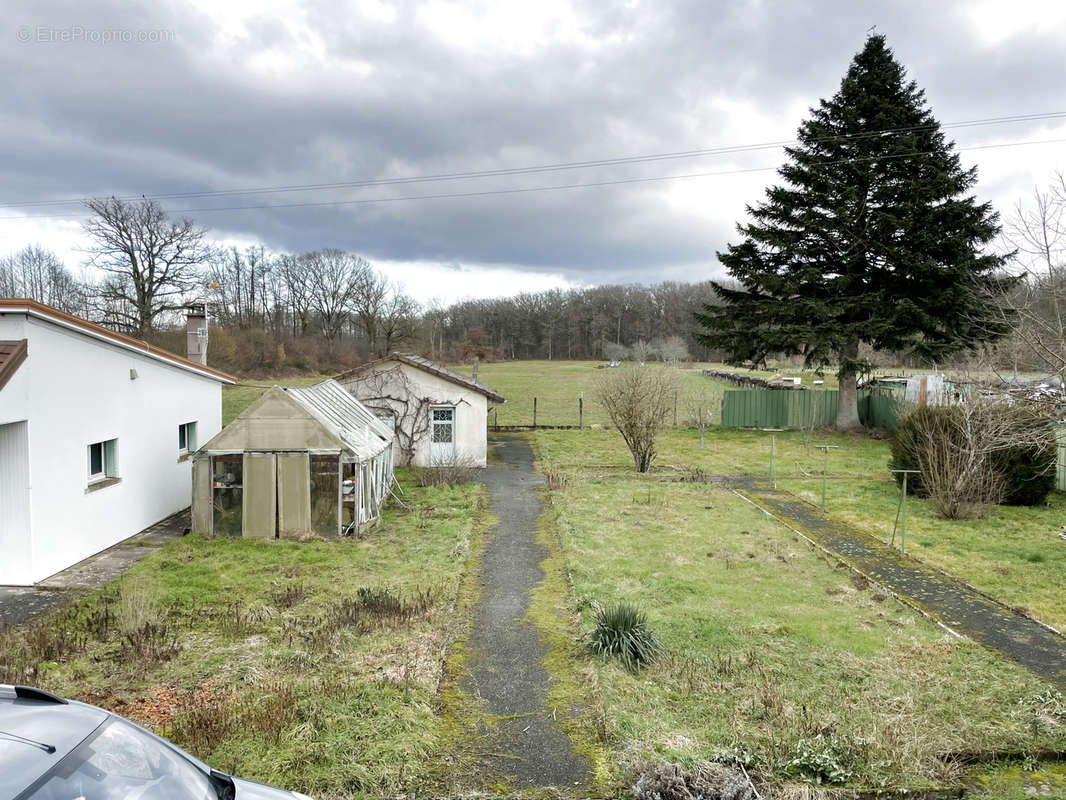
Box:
[178, 421, 198, 453]
[88, 438, 118, 483]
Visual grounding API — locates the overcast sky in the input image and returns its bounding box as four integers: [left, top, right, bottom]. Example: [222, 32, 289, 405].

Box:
[3, 0, 1066, 303]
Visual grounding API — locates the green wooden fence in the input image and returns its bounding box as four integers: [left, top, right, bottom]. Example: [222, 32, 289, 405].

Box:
[721, 389, 899, 430]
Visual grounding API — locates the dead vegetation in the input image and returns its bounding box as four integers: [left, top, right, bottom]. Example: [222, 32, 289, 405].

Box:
[413, 455, 482, 486]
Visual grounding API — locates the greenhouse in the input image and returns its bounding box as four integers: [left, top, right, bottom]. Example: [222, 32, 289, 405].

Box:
[191, 380, 394, 538]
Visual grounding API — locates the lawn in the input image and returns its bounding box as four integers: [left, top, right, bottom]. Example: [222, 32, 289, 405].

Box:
[536, 426, 892, 477]
[450, 360, 730, 427]
[0, 471, 486, 798]
[778, 475, 1066, 632]
[538, 454, 1066, 791]
[538, 426, 1066, 634]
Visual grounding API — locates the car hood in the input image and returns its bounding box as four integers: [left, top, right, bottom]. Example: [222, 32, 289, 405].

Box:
[233, 775, 305, 800]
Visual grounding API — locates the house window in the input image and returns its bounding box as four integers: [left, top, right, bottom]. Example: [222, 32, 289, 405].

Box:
[88, 439, 118, 483]
[178, 421, 198, 453]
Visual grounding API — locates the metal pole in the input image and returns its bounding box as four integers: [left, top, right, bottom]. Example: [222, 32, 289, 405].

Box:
[579, 395, 583, 429]
[763, 429, 783, 489]
[889, 469, 919, 554]
[901, 471, 908, 555]
[821, 449, 828, 511]
[533, 396, 537, 428]
[815, 445, 839, 512]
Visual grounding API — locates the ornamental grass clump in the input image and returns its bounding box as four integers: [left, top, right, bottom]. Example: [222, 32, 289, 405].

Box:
[590, 602, 662, 671]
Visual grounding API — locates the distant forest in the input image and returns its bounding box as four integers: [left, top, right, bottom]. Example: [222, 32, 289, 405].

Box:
[0, 229, 726, 374]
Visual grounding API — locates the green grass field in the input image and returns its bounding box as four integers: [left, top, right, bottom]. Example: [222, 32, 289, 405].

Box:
[0, 472, 486, 798]
[538, 461, 1066, 790]
[450, 360, 729, 427]
[778, 475, 1066, 632]
[533, 445, 1066, 797]
[537, 424, 1066, 632]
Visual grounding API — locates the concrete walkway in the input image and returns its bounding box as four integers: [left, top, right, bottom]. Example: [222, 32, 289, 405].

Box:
[460, 433, 587, 789]
[734, 477, 1066, 688]
[0, 511, 187, 626]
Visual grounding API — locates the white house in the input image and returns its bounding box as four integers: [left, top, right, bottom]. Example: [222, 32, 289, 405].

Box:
[0, 299, 235, 586]
[334, 353, 505, 467]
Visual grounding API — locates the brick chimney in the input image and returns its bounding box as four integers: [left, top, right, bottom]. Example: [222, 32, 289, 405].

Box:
[186, 304, 208, 365]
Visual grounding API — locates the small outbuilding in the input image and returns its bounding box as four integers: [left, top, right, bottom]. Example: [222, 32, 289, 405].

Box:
[191, 379, 394, 538]
[334, 353, 505, 467]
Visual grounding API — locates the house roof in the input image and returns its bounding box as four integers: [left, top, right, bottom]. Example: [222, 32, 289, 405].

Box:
[0, 339, 27, 391]
[285, 379, 395, 460]
[335, 353, 506, 404]
[0, 298, 236, 384]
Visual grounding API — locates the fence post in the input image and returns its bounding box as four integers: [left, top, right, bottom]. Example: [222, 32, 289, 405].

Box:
[673, 391, 678, 427]
[579, 395, 583, 429]
[533, 396, 537, 428]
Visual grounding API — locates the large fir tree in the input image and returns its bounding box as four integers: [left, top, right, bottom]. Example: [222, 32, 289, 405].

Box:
[695, 35, 1013, 429]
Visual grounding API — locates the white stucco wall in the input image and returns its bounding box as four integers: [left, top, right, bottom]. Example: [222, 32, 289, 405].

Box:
[338, 361, 490, 467]
[0, 313, 225, 585]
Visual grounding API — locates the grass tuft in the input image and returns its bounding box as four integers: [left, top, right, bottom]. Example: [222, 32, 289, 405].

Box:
[589, 601, 662, 672]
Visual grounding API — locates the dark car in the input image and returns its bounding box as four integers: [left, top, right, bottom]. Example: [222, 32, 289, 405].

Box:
[1, 685, 314, 800]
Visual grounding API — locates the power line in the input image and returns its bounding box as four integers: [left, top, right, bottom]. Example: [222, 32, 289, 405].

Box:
[3, 135, 1065, 222]
[3, 111, 1066, 211]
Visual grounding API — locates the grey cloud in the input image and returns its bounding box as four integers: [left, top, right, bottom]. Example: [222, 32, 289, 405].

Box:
[3, 0, 1065, 284]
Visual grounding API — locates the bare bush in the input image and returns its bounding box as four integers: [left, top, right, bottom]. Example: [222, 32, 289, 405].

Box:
[903, 400, 1055, 519]
[603, 341, 630, 362]
[596, 364, 684, 472]
[412, 453, 482, 486]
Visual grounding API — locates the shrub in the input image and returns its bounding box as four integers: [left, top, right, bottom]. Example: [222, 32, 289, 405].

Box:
[413, 454, 482, 486]
[889, 402, 1055, 515]
[596, 364, 684, 472]
[783, 734, 854, 785]
[589, 602, 662, 671]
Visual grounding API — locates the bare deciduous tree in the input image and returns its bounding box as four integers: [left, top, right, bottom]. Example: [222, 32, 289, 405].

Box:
[378, 289, 419, 355]
[631, 339, 655, 364]
[655, 335, 690, 363]
[596, 364, 683, 472]
[994, 174, 1066, 381]
[603, 342, 629, 363]
[0, 245, 84, 313]
[685, 376, 723, 449]
[82, 197, 208, 336]
[305, 249, 366, 344]
[351, 265, 389, 354]
[277, 253, 314, 337]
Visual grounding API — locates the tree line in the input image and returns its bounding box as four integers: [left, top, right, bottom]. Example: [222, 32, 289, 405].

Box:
[1, 195, 727, 375]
